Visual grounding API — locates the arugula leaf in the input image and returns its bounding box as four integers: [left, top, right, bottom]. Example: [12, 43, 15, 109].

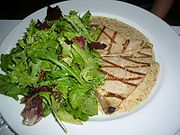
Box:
[54, 78, 76, 99]
[81, 10, 91, 26]
[68, 88, 86, 110]
[8, 62, 38, 86]
[57, 105, 82, 125]
[0, 54, 13, 73]
[0, 44, 24, 73]
[64, 11, 92, 42]
[0, 74, 27, 100]
[81, 95, 98, 116]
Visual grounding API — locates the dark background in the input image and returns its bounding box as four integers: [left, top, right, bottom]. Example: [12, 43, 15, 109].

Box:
[0, 0, 179, 25]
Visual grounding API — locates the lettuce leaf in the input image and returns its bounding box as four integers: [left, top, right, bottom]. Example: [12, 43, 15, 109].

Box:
[0, 6, 105, 131]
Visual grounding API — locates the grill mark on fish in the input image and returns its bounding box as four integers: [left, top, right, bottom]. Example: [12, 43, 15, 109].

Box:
[124, 76, 143, 81]
[102, 58, 146, 76]
[102, 54, 151, 59]
[101, 70, 138, 87]
[142, 43, 152, 49]
[139, 40, 144, 47]
[137, 51, 152, 58]
[124, 65, 148, 68]
[90, 24, 99, 27]
[122, 56, 151, 66]
[107, 31, 117, 54]
[107, 76, 143, 81]
[121, 39, 130, 53]
[105, 91, 126, 100]
[102, 27, 117, 44]
[103, 65, 147, 68]
[131, 55, 152, 58]
[102, 65, 120, 68]
[95, 25, 106, 42]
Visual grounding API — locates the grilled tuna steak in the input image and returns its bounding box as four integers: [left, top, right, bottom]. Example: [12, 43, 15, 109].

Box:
[94, 25, 159, 114]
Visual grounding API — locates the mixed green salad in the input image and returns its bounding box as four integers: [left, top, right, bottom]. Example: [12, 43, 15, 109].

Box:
[0, 5, 106, 133]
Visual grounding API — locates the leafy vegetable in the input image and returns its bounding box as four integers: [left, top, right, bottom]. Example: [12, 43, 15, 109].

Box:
[0, 5, 105, 133]
[0, 74, 27, 100]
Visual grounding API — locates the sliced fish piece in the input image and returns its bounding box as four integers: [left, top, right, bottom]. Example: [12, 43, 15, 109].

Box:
[94, 25, 158, 114]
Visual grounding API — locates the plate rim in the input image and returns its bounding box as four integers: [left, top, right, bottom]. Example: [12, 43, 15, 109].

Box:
[1, 0, 180, 135]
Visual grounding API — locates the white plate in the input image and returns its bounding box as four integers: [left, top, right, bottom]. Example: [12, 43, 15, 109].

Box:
[1, 0, 180, 135]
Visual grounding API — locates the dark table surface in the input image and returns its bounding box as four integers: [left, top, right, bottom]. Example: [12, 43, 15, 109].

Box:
[0, 0, 180, 25]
